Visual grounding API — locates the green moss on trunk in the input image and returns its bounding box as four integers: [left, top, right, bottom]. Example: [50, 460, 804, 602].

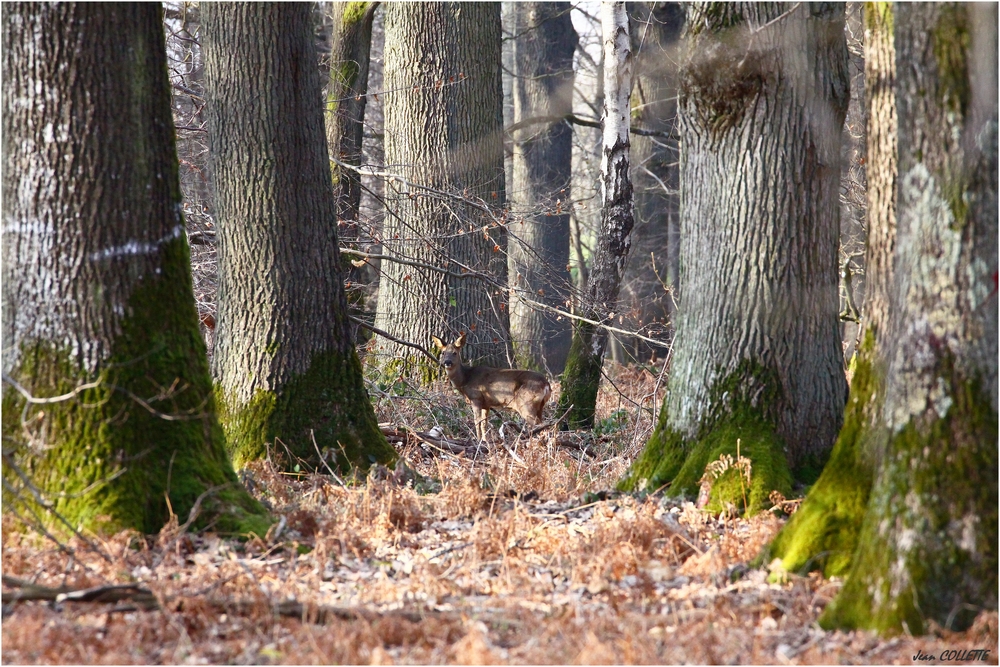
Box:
[343, 1, 372, 27]
[820, 372, 998, 635]
[3, 239, 270, 537]
[619, 361, 793, 515]
[619, 408, 791, 514]
[218, 346, 396, 472]
[932, 4, 970, 120]
[368, 353, 445, 389]
[556, 321, 602, 429]
[763, 332, 880, 577]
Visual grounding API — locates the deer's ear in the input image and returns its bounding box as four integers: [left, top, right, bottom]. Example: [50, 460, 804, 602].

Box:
[454, 332, 467, 348]
[431, 336, 445, 350]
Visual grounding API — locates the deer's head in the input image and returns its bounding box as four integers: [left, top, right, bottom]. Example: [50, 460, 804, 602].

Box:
[431, 332, 466, 371]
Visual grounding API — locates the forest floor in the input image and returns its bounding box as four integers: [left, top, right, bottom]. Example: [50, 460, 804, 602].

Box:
[2, 363, 997, 665]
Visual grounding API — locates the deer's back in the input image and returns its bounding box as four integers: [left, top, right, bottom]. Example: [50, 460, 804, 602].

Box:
[462, 366, 548, 406]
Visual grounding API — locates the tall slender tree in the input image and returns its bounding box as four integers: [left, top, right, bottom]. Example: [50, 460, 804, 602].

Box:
[612, 1, 684, 364]
[556, 1, 635, 429]
[620, 4, 850, 511]
[1, 3, 267, 535]
[507, 2, 577, 374]
[326, 2, 380, 340]
[202, 3, 395, 471]
[326, 2, 378, 234]
[370, 2, 509, 376]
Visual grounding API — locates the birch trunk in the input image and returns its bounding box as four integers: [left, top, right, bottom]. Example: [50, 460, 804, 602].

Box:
[556, 1, 635, 429]
[614, 1, 683, 364]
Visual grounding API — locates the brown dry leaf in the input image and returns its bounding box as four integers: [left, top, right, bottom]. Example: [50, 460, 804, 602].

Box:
[3, 364, 995, 665]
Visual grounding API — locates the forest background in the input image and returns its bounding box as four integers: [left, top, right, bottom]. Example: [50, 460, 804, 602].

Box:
[1, 1, 997, 664]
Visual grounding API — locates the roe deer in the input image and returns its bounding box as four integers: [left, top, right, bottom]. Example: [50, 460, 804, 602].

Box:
[431, 332, 551, 442]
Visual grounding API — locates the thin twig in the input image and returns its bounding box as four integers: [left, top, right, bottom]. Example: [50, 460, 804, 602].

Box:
[2, 373, 102, 404]
[349, 316, 440, 363]
[310, 430, 346, 486]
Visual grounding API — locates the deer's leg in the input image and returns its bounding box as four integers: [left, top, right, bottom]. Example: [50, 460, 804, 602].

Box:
[476, 407, 489, 442]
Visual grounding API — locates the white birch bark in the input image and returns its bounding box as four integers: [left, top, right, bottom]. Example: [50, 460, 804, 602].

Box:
[556, 1, 634, 427]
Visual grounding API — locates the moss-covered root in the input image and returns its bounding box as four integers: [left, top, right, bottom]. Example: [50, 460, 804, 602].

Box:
[620, 411, 793, 516]
[820, 377, 998, 635]
[218, 347, 397, 473]
[617, 406, 685, 492]
[556, 321, 603, 430]
[2, 240, 270, 538]
[762, 346, 880, 578]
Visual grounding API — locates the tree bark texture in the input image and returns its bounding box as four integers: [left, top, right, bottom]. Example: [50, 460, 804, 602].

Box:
[202, 3, 395, 471]
[326, 2, 377, 232]
[621, 3, 850, 512]
[325, 2, 379, 341]
[822, 3, 998, 635]
[614, 1, 684, 364]
[1, 3, 267, 536]
[372, 2, 510, 376]
[507, 2, 577, 375]
[556, 1, 635, 429]
[766, 2, 896, 578]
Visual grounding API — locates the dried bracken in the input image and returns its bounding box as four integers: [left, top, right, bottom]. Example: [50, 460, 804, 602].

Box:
[3, 366, 996, 664]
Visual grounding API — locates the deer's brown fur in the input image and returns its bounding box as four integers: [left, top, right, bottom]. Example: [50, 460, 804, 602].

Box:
[431, 333, 551, 442]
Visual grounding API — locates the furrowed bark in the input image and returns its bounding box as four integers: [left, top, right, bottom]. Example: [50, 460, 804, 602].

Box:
[371, 2, 511, 380]
[202, 3, 395, 471]
[620, 4, 850, 514]
[765, 1, 896, 577]
[822, 3, 998, 635]
[1, 3, 268, 536]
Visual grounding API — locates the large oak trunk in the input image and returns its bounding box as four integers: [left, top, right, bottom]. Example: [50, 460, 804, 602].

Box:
[621, 4, 850, 512]
[202, 3, 395, 471]
[371, 2, 510, 376]
[766, 2, 896, 578]
[822, 3, 998, 635]
[1, 3, 267, 535]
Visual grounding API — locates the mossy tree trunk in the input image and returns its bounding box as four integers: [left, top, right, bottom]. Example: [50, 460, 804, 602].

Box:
[619, 4, 850, 513]
[1, 3, 268, 536]
[507, 2, 577, 375]
[820, 3, 998, 635]
[556, 1, 635, 429]
[371, 2, 511, 377]
[765, 1, 897, 578]
[202, 3, 395, 472]
[612, 2, 684, 365]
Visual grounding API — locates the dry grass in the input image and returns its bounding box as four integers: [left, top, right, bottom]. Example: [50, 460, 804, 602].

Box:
[3, 366, 996, 664]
